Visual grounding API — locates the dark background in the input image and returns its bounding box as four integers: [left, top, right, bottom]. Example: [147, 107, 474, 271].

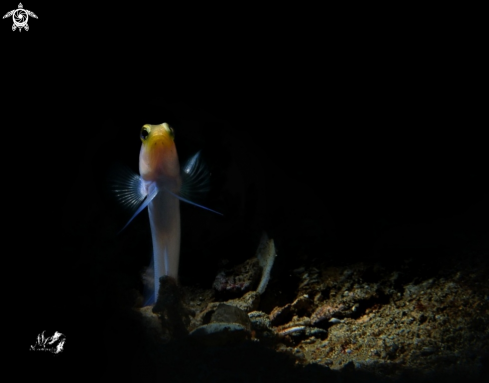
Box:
[4, 4, 486, 380]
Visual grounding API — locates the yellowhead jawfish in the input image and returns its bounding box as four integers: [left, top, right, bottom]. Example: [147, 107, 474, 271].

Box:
[112, 123, 221, 305]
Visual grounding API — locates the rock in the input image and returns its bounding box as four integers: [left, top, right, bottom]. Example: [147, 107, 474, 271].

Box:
[188, 304, 252, 346]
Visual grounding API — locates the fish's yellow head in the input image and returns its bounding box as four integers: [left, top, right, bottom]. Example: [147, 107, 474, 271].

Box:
[139, 123, 180, 182]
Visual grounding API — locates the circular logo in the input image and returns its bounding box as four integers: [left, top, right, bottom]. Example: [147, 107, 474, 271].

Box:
[13, 9, 28, 28]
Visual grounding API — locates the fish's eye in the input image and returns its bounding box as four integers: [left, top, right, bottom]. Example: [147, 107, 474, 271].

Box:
[162, 123, 175, 139]
[140, 125, 151, 141]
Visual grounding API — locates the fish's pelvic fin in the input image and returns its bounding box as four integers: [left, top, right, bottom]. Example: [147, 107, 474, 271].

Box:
[164, 187, 223, 216]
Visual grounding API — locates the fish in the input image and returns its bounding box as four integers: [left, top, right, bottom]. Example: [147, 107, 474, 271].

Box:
[111, 122, 221, 305]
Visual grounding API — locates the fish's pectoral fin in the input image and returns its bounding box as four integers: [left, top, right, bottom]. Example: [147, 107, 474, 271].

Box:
[117, 184, 158, 234]
[178, 151, 222, 215]
[108, 163, 147, 211]
[108, 163, 157, 233]
[180, 151, 211, 202]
